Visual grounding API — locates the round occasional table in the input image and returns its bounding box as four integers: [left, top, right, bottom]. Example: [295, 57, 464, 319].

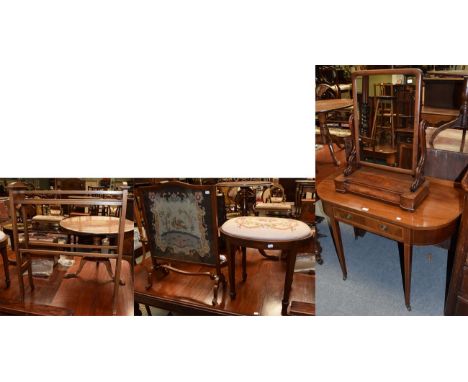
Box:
[1, 222, 32, 251]
[316, 99, 353, 166]
[220, 216, 313, 315]
[59, 216, 134, 281]
[0, 231, 10, 288]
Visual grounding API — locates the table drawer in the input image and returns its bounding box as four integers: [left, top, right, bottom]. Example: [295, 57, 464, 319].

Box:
[335, 209, 404, 241]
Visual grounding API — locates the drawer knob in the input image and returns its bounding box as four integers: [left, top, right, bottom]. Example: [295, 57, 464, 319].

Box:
[379, 224, 388, 232]
[345, 213, 353, 220]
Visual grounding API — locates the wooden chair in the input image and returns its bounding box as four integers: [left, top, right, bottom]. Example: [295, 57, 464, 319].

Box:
[315, 84, 352, 149]
[8, 189, 129, 315]
[255, 184, 292, 217]
[136, 181, 226, 305]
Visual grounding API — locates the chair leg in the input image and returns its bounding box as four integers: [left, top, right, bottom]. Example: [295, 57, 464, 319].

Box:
[144, 305, 152, 316]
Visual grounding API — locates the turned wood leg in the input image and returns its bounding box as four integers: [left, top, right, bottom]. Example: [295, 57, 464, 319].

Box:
[282, 249, 298, 315]
[226, 241, 236, 299]
[1, 245, 10, 288]
[328, 216, 347, 280]
[65, 257, 87, 278]
[145, 257, 157, 290]
[319, 112, 340, 166]
[403, 243, 413, 311]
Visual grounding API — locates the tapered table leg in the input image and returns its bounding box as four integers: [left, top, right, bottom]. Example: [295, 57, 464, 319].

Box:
[403, 243, 413, 311]
[328, 216, 347, 280]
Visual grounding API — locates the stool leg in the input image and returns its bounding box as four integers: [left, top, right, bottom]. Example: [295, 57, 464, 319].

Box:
[226, 241, 236, 299]
[282, 249, 298, 315]
[1, 246, 10, 288]
[241, 246, 247, 282]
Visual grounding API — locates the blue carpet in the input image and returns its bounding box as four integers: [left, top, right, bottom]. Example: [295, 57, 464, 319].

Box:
[315, 201, 448, 315]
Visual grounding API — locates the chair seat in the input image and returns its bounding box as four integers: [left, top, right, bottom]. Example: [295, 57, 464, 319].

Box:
[221, 216, 311, 242]
[32, 215, 65, 223]
[315, 126, 352, 138]
[255, 202, 292, 211]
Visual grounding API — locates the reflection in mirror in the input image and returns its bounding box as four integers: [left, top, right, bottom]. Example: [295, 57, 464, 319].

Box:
[355, 74, 417, 169]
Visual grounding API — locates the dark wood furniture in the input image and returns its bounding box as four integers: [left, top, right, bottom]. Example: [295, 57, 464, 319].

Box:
[318, 174, 463, 310]
[446, 170, 468, 315]
[8, 189, 129, 315]
[220, 216, 313, 315]
[216, 180, 272, 216]
[136, 181, 226, 305]
[0, 232, 10, 288]
[134, 250, 315, 316]
[426, 70, 468, 152]
[316, 99, 353, 166]
[338, 68, 429, 212]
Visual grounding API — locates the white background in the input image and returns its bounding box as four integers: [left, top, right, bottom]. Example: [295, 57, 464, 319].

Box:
[1, 1, 468, 381]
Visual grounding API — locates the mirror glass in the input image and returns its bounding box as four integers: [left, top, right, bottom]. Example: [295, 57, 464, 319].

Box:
[354, 74, 417, 170]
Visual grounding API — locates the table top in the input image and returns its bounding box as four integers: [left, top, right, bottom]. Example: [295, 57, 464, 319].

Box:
[317, 174, 463, 230]
[216, 180, 272, 188]
[427, 70, 468, 78]
[59, 216, 134, 235]
[316, 99, 353, 113]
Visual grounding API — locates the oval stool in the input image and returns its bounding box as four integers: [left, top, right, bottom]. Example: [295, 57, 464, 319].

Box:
[0, 230, 10, 288]
[220, 216, 312, 315]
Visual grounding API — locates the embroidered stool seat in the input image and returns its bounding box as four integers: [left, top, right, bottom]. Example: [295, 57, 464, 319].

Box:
[220, 216, 312, 315]
[0, 230, 10, 288]
[221, 216, 311, 241]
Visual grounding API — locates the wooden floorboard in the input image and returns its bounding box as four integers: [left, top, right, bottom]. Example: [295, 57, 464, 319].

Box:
[0, 249, 133, 316]
[135, 248, 315, 316]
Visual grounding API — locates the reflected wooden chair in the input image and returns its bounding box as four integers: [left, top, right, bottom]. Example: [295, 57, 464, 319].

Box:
[136, 181, 226, 305]
[315, 83, 352, 149]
